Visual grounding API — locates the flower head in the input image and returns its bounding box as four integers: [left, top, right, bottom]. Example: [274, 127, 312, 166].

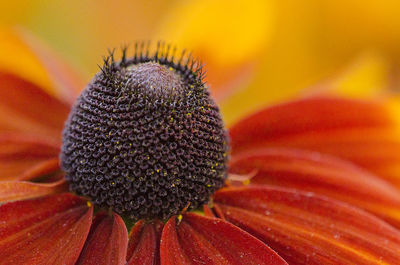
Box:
[61, 45, 229, 220]
[1, 30, 400, 265]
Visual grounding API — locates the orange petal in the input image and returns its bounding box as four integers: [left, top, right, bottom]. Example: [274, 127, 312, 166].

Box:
[76, 212, 128, 265]
[0, 193, 92, 265]
[18, 158, 61, 181]
[230, 147, 400, 228]
[0, 73, 70, 140]
[210, 60, 257, 103]
[0, 27, 84, 103]
[18, 28, 85, 102]
[229, 97, 400, 187]
[0, 133, 60, 181]
[0, 179, 68, 203]
[127, 219, 163, 265]
[160, 213, 287, 265]
[214, 186, 400, 265]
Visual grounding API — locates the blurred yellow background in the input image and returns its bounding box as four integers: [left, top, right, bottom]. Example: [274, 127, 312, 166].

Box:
[1, 0, 400, 124]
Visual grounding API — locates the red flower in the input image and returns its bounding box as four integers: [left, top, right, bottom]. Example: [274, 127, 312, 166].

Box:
[1, 30, 400, 265]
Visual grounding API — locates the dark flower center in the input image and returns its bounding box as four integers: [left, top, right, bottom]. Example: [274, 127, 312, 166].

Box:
[60, 45, 229, 221]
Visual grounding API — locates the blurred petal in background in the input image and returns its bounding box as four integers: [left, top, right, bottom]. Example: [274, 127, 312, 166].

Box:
[1, 0, 400, 123]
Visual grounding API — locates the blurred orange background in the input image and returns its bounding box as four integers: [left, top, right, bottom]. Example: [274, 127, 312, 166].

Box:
[1, 0, 400, 124]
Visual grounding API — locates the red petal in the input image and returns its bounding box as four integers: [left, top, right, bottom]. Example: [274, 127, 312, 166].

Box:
[0, 179, 68, 202]
[230, 147, 400, 228]
[76, 212, 128, 265]
[203, 205, 215, 217]
[229, 97, 400, 186]
[0, 73, 70, 141]
[214, 186, 400, 264]
[0, 134, 60, 181]
[0, 193, 92, 265]
[127, 219, 163, 265]
[160, 213, 287, 265]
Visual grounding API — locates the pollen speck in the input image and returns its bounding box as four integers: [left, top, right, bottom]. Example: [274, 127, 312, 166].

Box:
[243, 179, 251, 185]
[177, 214, 183, 223]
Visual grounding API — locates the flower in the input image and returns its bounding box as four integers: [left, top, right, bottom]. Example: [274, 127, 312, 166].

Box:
[1, 31, 400, 265]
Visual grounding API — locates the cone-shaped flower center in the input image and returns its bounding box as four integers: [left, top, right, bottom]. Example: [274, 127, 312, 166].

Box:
[60, 48, 229, 221]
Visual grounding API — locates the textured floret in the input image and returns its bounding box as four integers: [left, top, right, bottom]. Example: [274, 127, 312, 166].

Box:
[60, 45, 229, 221]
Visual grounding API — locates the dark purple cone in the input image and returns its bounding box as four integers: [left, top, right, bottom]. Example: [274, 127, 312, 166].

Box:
[60, 49, 229, 221]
